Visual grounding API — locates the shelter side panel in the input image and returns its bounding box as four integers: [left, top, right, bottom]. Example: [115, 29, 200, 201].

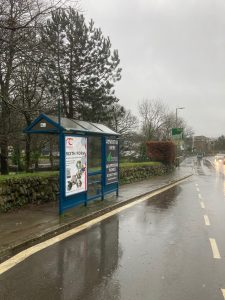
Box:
[105, 138, 119, 185]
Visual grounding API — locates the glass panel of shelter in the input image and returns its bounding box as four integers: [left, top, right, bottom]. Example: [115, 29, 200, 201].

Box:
[87, 136, 102, 200]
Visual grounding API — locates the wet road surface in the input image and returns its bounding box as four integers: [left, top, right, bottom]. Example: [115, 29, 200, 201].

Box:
[1, 158, 225, 299]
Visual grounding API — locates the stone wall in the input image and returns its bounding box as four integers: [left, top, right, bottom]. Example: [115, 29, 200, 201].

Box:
[0, 164, 172, 212]
[0, 177, 59, 212]
[119, 164, 171, 185]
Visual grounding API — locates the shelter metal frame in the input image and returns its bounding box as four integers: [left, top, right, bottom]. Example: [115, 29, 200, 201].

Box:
[24, 114, 120, 214]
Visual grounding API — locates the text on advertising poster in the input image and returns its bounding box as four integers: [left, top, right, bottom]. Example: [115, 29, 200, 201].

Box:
[65, 136, 87, 196]
[106, 138, 118, 185]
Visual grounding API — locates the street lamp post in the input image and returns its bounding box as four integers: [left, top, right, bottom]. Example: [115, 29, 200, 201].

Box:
[175, 107, 185, 164]
[175, 107, 185, 128]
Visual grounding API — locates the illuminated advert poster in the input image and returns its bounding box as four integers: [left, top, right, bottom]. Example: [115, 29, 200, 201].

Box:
[106, 138, 119, 185]
[65, 136, 87, 196]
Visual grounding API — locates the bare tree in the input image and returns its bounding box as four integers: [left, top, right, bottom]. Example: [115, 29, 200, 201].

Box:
[162, 112, 194, 140]
[138, 99, 194, 159]
[0, 0, 67, 174]
[106, 104, 138, 156]
[138, 99, 169, 141]
[139, 99, 194, 141]
[108, 104, 138, 135]
[12, 52, 51, 170]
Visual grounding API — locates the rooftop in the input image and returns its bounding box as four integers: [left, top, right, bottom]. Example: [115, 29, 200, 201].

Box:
[24, 114, 119, 136]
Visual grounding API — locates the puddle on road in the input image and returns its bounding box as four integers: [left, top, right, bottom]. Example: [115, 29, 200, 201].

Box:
[145, 186, 181, 211]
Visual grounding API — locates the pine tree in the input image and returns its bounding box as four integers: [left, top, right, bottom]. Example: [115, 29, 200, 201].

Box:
[41, 8, 122, 121]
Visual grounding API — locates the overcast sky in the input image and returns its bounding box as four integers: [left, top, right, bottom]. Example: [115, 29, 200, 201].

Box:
[81, 0, 225, 137]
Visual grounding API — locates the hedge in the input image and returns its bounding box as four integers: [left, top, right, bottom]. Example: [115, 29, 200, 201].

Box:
[146, 141, 176, 165]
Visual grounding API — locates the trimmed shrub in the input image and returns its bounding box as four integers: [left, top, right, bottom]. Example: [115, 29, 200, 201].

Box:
[146, 141, 176, 166]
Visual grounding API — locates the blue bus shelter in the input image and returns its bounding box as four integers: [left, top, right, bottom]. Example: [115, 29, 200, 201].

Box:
[24, 114, 120, 214]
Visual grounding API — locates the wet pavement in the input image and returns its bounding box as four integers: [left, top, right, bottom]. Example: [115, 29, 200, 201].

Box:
[0, 164, 192, 261]
[1, 158, 225, 299]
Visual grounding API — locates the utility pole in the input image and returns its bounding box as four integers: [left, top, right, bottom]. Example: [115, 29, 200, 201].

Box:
[176, 107, 185, 128]
[175, 107, 185, 164]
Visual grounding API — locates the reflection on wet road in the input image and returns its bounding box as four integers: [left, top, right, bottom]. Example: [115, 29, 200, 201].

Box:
[1, 158, 225, 299]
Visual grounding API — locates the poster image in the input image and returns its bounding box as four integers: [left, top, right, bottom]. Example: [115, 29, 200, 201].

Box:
[65, 136, 87, 196]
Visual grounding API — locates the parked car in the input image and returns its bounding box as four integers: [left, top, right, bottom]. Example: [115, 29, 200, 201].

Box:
[215, 154, 225, 164]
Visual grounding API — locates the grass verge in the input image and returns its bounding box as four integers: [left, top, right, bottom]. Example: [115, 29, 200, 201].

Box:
[0, 171, 59, 182]
[120, 161, 161, 168]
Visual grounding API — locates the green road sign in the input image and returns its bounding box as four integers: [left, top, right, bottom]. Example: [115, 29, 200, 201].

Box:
[172, 128, 183, 135]
[172, 128, 183, 140]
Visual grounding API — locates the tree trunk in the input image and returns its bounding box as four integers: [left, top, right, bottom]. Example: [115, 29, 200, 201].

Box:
[0, 29, 15, 175]
[25, 134, 31, 172]
[0, 102, 9, 175]
[0, 138, 9, 175]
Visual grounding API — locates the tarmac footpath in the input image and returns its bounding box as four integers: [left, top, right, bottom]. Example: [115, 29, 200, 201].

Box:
[0, 162, 193, 263]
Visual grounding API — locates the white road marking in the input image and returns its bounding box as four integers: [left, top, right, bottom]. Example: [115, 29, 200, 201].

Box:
[0, 178, 188, 275]
[198, 193, 202, 200]
[221, 289, 225, 299]
[196, 187, 200, 192]
[200, 202, 205, 209]
[195, 183, 198, 187]
[204, 215, 210, 226]
[209, 238, 221, 259]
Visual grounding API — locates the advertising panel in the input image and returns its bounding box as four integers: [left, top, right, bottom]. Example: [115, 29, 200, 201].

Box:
[106, 138, 119, 185]
[65, 136, 87, 196]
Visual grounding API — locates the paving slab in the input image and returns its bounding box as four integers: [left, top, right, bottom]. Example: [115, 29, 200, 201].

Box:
[0, 162, 193, 262]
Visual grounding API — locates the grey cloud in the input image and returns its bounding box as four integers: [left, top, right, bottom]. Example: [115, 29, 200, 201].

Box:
[82, 0, 225, 136]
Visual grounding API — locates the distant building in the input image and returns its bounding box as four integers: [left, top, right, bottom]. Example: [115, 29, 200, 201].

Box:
[184, 137, 193, 153]
[184, 136, 214, 154]
[192, 136, 213, 154]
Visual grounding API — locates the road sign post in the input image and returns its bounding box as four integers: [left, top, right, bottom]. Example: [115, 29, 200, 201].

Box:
[172, 128, 184, 164]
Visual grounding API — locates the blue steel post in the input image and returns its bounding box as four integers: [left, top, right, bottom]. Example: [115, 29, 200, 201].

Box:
[59, 132, 65, 215]
[101, 135, 106, 200]
[85, 136, 88, 206]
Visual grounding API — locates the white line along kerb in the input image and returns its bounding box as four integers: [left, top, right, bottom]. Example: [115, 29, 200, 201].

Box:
[0, 178, 189, 276]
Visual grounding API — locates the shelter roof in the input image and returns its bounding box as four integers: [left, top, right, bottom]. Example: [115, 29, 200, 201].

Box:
[24, 114, 119, 136]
